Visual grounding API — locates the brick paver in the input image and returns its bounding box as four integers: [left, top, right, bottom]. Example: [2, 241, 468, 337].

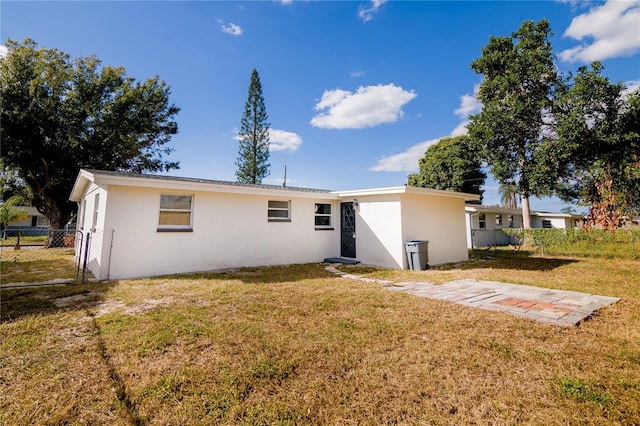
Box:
[325, 265, 620, 327]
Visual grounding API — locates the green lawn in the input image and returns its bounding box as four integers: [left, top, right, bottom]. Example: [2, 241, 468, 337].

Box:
[1, 252, 639, 425]
[1, 247, 79, 285]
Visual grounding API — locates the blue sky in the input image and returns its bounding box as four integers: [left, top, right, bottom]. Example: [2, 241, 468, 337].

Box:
[2, 0, 639, 212]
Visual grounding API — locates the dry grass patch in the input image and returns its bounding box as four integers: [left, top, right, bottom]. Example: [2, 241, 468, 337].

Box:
[343, 249, 640, 299]
[1, 262, 639, 425]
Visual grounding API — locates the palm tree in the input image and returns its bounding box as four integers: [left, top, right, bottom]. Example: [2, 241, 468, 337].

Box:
[499, 183, 518, 209]
[0, 197, 29, 239]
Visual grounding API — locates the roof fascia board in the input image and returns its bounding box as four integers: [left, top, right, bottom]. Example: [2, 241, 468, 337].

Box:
[86, 172, 339, 200]
[465, 206, 522, 214]
[69, 169, 95, 202]
[335, 186, 479, 201]
[465, 205, 583, 219]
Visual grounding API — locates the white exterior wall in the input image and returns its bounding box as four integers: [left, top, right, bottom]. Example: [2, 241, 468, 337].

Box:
[466, 210, 523, 248]
[354, 196, 404, 269]
[100, 185, 339, 279]
[352, 193, 470, 269]
[531, 216, 567, 229]
[468, 212, 523, 230]
[402, 194, 469, 266]
[75, 183, 111, 280]
[70, 171, 478, 278]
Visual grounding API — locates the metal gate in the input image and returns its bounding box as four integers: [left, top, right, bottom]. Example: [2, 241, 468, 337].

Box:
[0, 228, 84, 287]
[0, 228, 114, 287]
[78, 228, 114, 283]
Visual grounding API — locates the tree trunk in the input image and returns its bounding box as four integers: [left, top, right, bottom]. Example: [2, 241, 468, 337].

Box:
[520, 195, 533, 248]
[45, 209, 69, 248]
[521, 195, 532, 229]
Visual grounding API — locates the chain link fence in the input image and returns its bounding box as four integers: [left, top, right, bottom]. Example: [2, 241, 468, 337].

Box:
[1, 228, 114, 286]
[79, 228, 114, 282]
[1, 228, 83, 286]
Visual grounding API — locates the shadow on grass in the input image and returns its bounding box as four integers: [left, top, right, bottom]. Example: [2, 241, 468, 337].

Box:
[435, 249, 579, 272]
[0, 281, 118, 322]
[158, 263, 337, 285]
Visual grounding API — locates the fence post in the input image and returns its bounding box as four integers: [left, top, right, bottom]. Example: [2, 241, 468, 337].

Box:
[74, 230, 83, 282]
[82, 232, 91, 284]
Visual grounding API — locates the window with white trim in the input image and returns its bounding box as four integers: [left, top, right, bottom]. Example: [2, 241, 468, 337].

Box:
[542, 219, 552, 229]
[158, 194, 193, 231]
[91, 194, 100, 231]
[314, 203, 333, 229]
[478, 213, 486, 229]
[496, 214, 503, 227]
[508, 214, 514, 228]
[268, 200, 290, 222]
[79, 199, 86, 229]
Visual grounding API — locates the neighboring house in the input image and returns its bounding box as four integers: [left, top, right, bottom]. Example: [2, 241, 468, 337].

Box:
[2, 206, 50, 237]
[465, 205, 583, 248]
[69, 169, 479, 280]
[8, 206, 49, 228]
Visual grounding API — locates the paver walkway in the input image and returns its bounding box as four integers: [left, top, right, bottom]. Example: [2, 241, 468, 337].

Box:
[325, 265, 620, 327]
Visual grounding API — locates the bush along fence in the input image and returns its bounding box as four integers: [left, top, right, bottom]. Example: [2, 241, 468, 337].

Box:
[0, 228, 114, 286]
[472, 228, 639, 259]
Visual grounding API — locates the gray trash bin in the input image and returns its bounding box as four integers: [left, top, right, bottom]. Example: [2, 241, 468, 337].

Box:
[405, 240, 429, 270]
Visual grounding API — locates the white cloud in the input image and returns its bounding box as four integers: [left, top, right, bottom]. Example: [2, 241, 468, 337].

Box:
[310, 84, 417, 129]
[369, 138, 439, 172]
[454, 83, 481, 119]
[370, 84, 477, 172]
[0, 45, 8, 58]
[350, 70, 365, 78]
[234, 128, 302, 152]
[222, 22, 243, 36]
[559, 0, 640, 62]
[623, 79, 640, 96]
[358, 0, 387, 22]
[449, 121, 470, 137]
[277, 0, 293, 4]
[269, 129, 303, 152]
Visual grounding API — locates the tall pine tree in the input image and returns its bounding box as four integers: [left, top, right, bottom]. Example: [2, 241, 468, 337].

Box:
[236, 69, 270, 184]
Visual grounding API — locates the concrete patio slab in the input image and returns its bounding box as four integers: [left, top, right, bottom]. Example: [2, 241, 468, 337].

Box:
[325, 265, 620, 327]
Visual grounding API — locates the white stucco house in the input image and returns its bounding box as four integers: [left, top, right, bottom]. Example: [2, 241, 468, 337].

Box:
[7, 206, 49, 228]
[69, 169, 479, 280]
[465, 205, 583, 248]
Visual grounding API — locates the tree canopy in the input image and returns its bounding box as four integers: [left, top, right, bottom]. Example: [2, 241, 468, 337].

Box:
[235, 68, 270, 184]
[407, 135, 485, 201]
[554, 63, 640, 229]
[0, 39, 180, 229]
[468, 19, 561, 228]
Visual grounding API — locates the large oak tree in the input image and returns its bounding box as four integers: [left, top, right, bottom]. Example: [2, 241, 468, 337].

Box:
[1, 39, 180, 230]
[468, 20, 561, 229]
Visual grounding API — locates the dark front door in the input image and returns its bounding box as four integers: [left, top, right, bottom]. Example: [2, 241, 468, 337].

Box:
[340, 202, 356, 258]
